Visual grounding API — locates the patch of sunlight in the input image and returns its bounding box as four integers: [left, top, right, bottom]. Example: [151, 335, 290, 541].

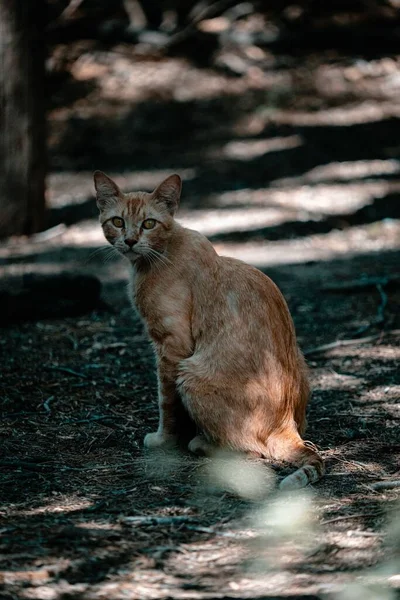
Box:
[216, 135, 302, 161]
[179, 206, 293, 236]
[0, 261, 99, 277]
[48, 168, 197, 208]
[19, 583, 87, 599]
[273, 100, 400, 126]
[337, 346, 400, 360]
[311, 368, 365, 391]
[361, 385, 400, 407]
[216, 180, 400, 215]
[72, 52, 284, 104]
[198, 16, 230, 33]
[274, 160, 400, 186]
[5, 496, 95, 517]
[76, 521, 121, 531]
[215, 219, 400, 267]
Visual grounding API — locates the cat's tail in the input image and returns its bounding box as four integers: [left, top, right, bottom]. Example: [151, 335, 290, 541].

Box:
[266, 429, 324, 491]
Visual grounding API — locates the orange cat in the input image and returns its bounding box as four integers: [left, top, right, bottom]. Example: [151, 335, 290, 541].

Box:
[94, 171, 324, 490]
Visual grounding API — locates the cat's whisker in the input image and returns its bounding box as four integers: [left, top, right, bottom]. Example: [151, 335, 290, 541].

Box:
[85, 245, 113, 264]
[146, 248, 176, 272]
[144, 249, 164, 274]
[102, 248, 120, 265]
[147, 252, 170, 274]
[92, 245, 120, 265]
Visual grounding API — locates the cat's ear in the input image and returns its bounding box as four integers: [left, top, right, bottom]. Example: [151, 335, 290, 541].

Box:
[93, 171, 122, 210]
[152, 174, 182, 215]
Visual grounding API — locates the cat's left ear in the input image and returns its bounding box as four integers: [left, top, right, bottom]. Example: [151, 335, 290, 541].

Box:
[94, 171, 122, 210]
[152, 174, 182, 215]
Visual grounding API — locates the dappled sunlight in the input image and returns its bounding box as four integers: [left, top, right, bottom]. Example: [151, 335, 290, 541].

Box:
[2, 5, 400, 598]
[273, 159, 400, 186]
[214, 135, 302, 161]
[311, 368, 365, 391]
[216, 179, 400, 214]
[214, 219, 400, 267]
[70, 52, 282, 105]
[48, 168, 197, 208]
[4, 496, 96, 517]
[271, 100, 400, 127]
[361, 385, 400, 409]
[179, 205, 293, 236]
[329, 345, 400, 360]
[1, 216, 398, 279]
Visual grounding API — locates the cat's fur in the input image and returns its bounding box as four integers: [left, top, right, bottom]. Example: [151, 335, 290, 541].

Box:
[94, 171, 324, 490]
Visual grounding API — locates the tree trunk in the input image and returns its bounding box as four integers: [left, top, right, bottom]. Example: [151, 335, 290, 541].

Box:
[0, 0, 46, 238]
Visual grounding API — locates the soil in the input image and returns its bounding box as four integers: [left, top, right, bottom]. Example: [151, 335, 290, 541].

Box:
[1, 20, 400, 600]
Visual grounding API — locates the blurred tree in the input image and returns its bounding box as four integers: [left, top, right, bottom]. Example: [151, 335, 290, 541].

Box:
[0, 1, 46, 238]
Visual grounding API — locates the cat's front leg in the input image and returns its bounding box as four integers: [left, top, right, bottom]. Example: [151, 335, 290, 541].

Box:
[144, 363, 180, 450]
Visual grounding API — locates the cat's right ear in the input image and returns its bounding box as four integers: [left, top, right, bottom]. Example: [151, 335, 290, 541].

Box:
[152, 174, 182, 215]
[93, 171, 122, 210]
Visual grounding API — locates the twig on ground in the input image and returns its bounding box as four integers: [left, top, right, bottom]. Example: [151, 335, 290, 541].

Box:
[43, 396, 54, 413]
[45, 366, 89, 379]
[323, 277, 393, 336]
[0, 460, 134, 472]
[305, 329, 400, 356]
[376, 283, 388, 324]
[322, 505, 398, 526]
[184, 524, 249, 539]
[371, 480, 400, 491]
[121, 516, 247, 539]
[321, 511, 384, 525]
[58, 0, 85, 21]
[122, 516, 196, 526]
[67, 415, 116, 424]
[304, 334, 381, 357]
[164, 0, 237, 48]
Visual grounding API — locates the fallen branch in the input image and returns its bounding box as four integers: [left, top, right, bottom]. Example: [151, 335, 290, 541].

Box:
[321, 511, 384, 525]
[122, 515, 196, 526]
[121, 516, 247, 538]
[304, 329, 400, 357]
[43, 396, 54, 413]
[185, 524, 248, 539]
[304, 334, 381, 357]
[45, 366, 89, 379]
[0, 460, 134, 472]
[371, 480, 400, 491]
[67, 415, 116, 424]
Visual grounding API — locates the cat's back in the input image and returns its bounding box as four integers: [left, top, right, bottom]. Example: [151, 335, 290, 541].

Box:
[214, 254, 288, 317]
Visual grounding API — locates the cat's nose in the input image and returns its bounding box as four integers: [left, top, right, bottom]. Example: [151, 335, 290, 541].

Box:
[125, 238, 137, 248]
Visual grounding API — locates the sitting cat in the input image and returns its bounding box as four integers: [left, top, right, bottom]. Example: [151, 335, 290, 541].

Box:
[94, 171, 324, 490]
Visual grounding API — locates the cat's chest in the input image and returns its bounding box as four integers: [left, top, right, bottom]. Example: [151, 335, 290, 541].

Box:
[132, 274, 192, 344]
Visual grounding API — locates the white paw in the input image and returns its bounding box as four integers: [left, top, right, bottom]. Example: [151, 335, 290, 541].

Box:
[188, 435, 213, 456]
[144, 431, 177, 450]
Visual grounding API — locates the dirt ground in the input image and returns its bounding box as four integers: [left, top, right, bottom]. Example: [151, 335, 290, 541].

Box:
[1, 18, 400, 600]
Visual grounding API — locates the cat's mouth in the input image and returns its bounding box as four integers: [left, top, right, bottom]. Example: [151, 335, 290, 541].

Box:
[120, 247, 140, 261]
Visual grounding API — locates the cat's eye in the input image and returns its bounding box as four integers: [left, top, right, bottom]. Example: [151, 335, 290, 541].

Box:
[142, 219, 156, 230]
[111, 217, 124, 228]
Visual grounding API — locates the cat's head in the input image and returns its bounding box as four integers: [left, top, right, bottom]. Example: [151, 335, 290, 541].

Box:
[94, 171, 181, 265]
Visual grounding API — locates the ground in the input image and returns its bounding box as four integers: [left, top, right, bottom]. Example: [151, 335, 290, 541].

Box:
[0, 21, 400, 600]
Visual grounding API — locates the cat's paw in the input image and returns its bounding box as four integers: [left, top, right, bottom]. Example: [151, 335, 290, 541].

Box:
[188, 435, 214, 456]
[144, 431, 177, 450]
